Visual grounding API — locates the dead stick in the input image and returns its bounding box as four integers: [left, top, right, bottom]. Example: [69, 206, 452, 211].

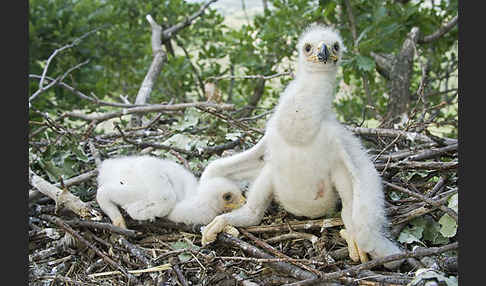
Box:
[283, 242, 458, 286]
[244, 218, 343, 234]
[40, 214, 137, 282]
[64, 219, 139, 237]
[384, 181, 457, 222]
[117, 235, 152, 266]
[240, 228, 323, 277]
[217, 233, 317, 280]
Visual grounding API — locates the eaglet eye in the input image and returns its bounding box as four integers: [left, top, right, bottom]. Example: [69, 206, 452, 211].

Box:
[223, 193, 232, 202]
[304, 43, 312, 54]
[333, 42, 339, 52]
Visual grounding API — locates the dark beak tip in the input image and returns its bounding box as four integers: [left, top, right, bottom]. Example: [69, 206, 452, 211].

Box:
[317, 44, 329, 62]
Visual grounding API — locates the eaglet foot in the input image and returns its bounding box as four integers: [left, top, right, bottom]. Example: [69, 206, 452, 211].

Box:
[201, 216, 233, 245]
[339, 229, 369, 263]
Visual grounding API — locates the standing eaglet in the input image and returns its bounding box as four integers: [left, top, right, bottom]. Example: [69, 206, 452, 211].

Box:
[96, 156, 246, 229]
[199, 24, 403, 269]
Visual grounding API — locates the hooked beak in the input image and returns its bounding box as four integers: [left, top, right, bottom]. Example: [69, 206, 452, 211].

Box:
[317, 43, 330, 63]
[223, 194, 246, 212]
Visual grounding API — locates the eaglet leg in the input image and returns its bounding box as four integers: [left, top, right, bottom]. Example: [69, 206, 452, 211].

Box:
[201, 165, 273, 245]
[331, 164, 369, 263]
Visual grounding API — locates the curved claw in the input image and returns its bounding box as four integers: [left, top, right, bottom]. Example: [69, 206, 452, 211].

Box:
[113, 217, 127, 229]
[339, 229, 369, 263]
[201, 216, 228, 245]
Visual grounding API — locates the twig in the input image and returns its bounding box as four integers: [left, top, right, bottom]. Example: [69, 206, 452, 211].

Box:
[35, 275, 98, 286]
[240, 228, 323, 277]
[117, 235, 152, 266]
[63, 219, 139, 237]
[161, 0, 219, 40]
[206, 71, 293, 82]
[418, 15, 458, 44]
[216, 256, 328, 266]
[283, 242, 458, 286]
[37, 28, 98, 90]
[217, 233, 318, 280]
[384, 181, 458, 222]
[375, 160, 457, 171]
[29, 74, 149, 108]
[40, 214, 137, 282]
[347, 126, 456, 145]
[66, 102, 234, 123]
[169, 257, 189, 286]
[243, 218, 343, 234]
[406, 143, 457, 161]
[88, 263, 172, 278]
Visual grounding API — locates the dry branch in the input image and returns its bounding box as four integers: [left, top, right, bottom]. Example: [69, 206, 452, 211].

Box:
[40, 214, 137, 282]
[418, 15, 458, 44]
[162, 0, 219, 40]
[131, 15, 167, 127]
[347, 126, 457, 144]
[384, 181, 458, 222]
[244, 218, 343, 234]
[283, 242, 458, 286]
[29, 168, 99, 219]
[216, 233, 318, 281]
[63, 219, 139, 237]
[66, 102, 234, 123]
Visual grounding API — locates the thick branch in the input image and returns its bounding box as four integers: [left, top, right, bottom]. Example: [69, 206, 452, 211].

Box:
[385, 27, 421, 123]
[29, 168, 99, 218]
[418, 15, 458, 44]
[370, 52, 393, 80]
[131, 15, 167, 127]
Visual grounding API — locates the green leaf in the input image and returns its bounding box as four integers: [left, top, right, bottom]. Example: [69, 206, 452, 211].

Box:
[170, 239, 200, 263]
[448, 193, 458, 212]
[439, 214, 457, 238]
[174, 108, 200, 131]
[355, 55, 375, 72]
[398, 223, 424, 244]
[409, 268, 458, 286]
[422, 216, 449, 245]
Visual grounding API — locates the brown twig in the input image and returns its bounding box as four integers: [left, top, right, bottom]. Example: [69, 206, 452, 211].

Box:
[283, 242, 458, 286]
[240, 228, 323, 277]
[384, 181, 458, 222]
[206, 71, 293, 82]
[418, 15, 458, 44]
[375, 160, 458, 171]
[216, 233, 318, 280]
[161, 0, 219, 40]
[117, 235, 152, 266]
[244, 218, 343, 234]
[39, 214, 138, 282]
[63, 219, 139, 237]
[66, 102, 234, 123]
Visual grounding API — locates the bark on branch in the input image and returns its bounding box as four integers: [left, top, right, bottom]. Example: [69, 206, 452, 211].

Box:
[131, 15, 168, 127]
[29, 168, 100, 219]
[66, 102, 234, 122]
[418, 15, 458, 44]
